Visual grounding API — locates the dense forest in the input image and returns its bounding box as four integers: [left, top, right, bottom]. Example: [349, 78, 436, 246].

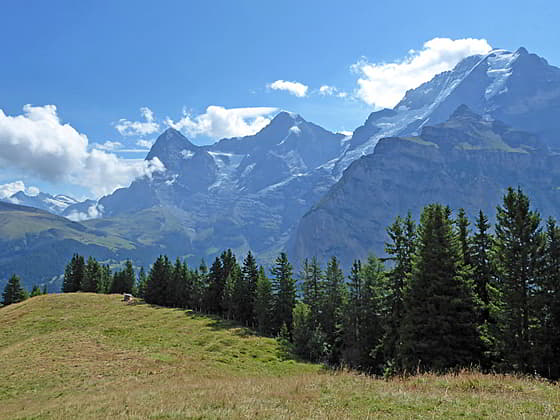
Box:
[4, 187, 560, 379]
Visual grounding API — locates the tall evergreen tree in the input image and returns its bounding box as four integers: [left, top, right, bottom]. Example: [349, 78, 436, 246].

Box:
[399, 204, 481, 373]
[82, 256, 101, 293]
[2, 274, 26, 306]
[205, 257, 224, 314]
[62, 254, 84, 292]
[255, 267, 274, 335]
[111, 260, 136, 294]
[456, 208, 472, 267]
[241, 251, 259, 326]
[321, 256, 347, 363]
[494, 187, 543, 372]
[145, 255, 172, 305]
[382, 213, 416, 366]
[136, 267, 147, 298]
[301, 257, 323, 329]
[271, 252, 296, 334]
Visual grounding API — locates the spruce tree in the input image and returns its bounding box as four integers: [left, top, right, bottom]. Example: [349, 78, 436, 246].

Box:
[494, 187, 543, 372]
[241, 251, 259, 326]
[382, 213, 416, 366]
[271, 252, 296, 334]
[82, 256, 101, 293]
[62, 254, 84, 292]
[205, 257, 224, 314]
[136, 267, 147, 298]
[321, 256, 347, 363]
[145, 255, 172, 305]
[2, 274, 26, 306]
[301, 257, 323, 329]
[399, 204, 481, 373]
[255, 267, 274, 334]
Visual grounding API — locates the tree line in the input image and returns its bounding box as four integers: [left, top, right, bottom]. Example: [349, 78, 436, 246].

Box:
[4, 187, 560, 379]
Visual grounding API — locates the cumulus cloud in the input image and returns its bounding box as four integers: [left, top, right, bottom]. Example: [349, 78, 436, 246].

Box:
[66, 204, 104, 222]
[351, 37, 492, 108]
[267, 80, 309, 97]
[166, 106, 278, 139]
[114, 106, 160, 136]
[0, 180, 40, 199]
[0, 105, 165, 197]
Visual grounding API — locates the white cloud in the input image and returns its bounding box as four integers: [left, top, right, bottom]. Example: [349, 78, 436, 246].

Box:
[94, 141, 122, 151]
[66, 203, 104, 222]
[0, 180, 41, 199]
[319, 85, 348, 98]
[267, 80, 309, 97]
[351, 37, 492, 108]
[136, 139, 155, 149]
[114, 106, 160, 136]
[166, 106, 278, 139]
[0, 105, 165, 198]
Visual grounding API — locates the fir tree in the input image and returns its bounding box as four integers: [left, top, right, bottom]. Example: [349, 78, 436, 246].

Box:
[301, 257, 323, 329]
[382, 213, 416, 366]
[205, 257, 224, 314]
[399, 204, 481, 373]
[145, 255, 172, 305]
[321, 256, 347, 363]
[255, 267, 274, 334]
[271, 252, 296, 334]
[136, 267, 147, 298]
[62, 254, 84, 292]
[2, 274, 26, 306]
[241, 251, 259, 326]
[494, 187, 543, 372]
[82, 256, 101, 293]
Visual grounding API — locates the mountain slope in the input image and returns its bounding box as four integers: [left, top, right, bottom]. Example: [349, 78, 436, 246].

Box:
[0, 202, 137, 290]
[292, 106, 560, 266]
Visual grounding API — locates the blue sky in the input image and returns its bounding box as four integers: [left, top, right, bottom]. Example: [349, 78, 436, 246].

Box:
[0, 0, 558, 200]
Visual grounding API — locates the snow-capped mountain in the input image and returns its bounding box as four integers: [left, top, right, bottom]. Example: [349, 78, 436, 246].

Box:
[96, 112, 345, 262]
[5, 191, 78, 215]
[334, 47, 560, 176]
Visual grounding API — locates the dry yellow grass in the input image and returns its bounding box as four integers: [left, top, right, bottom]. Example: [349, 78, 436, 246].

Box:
[1, 293, 559, 419]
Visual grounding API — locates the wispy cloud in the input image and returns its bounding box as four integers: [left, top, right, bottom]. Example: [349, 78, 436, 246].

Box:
[351, 37, 492, 108]
[0, 105, 165, 197]
[319, 85, 348, 98]
[267, 80, 309, 97]
[114, 106, 160, 136]
[165, 105, 278, 139]
[94, 141, 122, 151]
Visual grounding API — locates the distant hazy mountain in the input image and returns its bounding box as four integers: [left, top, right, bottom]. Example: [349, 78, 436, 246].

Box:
[292, 105, 560, 267]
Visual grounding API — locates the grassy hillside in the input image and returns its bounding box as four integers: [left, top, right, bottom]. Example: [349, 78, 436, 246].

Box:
[1, 294, 559, 419]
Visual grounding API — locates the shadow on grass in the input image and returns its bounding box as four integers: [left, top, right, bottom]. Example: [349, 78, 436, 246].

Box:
[131, 300, 310, 364]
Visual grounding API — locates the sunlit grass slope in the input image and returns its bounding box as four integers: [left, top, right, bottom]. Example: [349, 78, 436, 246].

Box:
[1, 294, 559, 419]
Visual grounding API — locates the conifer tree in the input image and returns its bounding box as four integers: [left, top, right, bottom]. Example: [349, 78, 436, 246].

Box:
[382, 213, 416, 366]
[2, 274, 26, 306]
[536, 217, 560, 378]
[30, 285, 43, 297]
[136, 267, 147, 298]
[82, 256, 101, 293]
[241, 251, 259, 325]
[205, 257, 224, 314]
[255, 267, 274, 334]
[494, 187, 543, 372]
[301, 257, 323, 329]
[97, 265, 112, 294]
[399, 204, 481, 373]
[456, 208, 472, 267]
[111, 260, 136, 294]
[145, 255, 172, 305]
[271, 252, 296, 334]
[321, 256, 347, 362]
[62, 254, 84, 292]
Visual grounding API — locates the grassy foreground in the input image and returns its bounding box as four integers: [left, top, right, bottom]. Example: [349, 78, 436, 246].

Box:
[1, 294, 559, 419]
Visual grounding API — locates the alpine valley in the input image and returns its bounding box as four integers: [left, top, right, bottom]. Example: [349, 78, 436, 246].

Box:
[3, 47, 560, 290]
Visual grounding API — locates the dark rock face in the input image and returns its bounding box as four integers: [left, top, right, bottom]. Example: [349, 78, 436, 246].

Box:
[292, 107, 560, 267]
